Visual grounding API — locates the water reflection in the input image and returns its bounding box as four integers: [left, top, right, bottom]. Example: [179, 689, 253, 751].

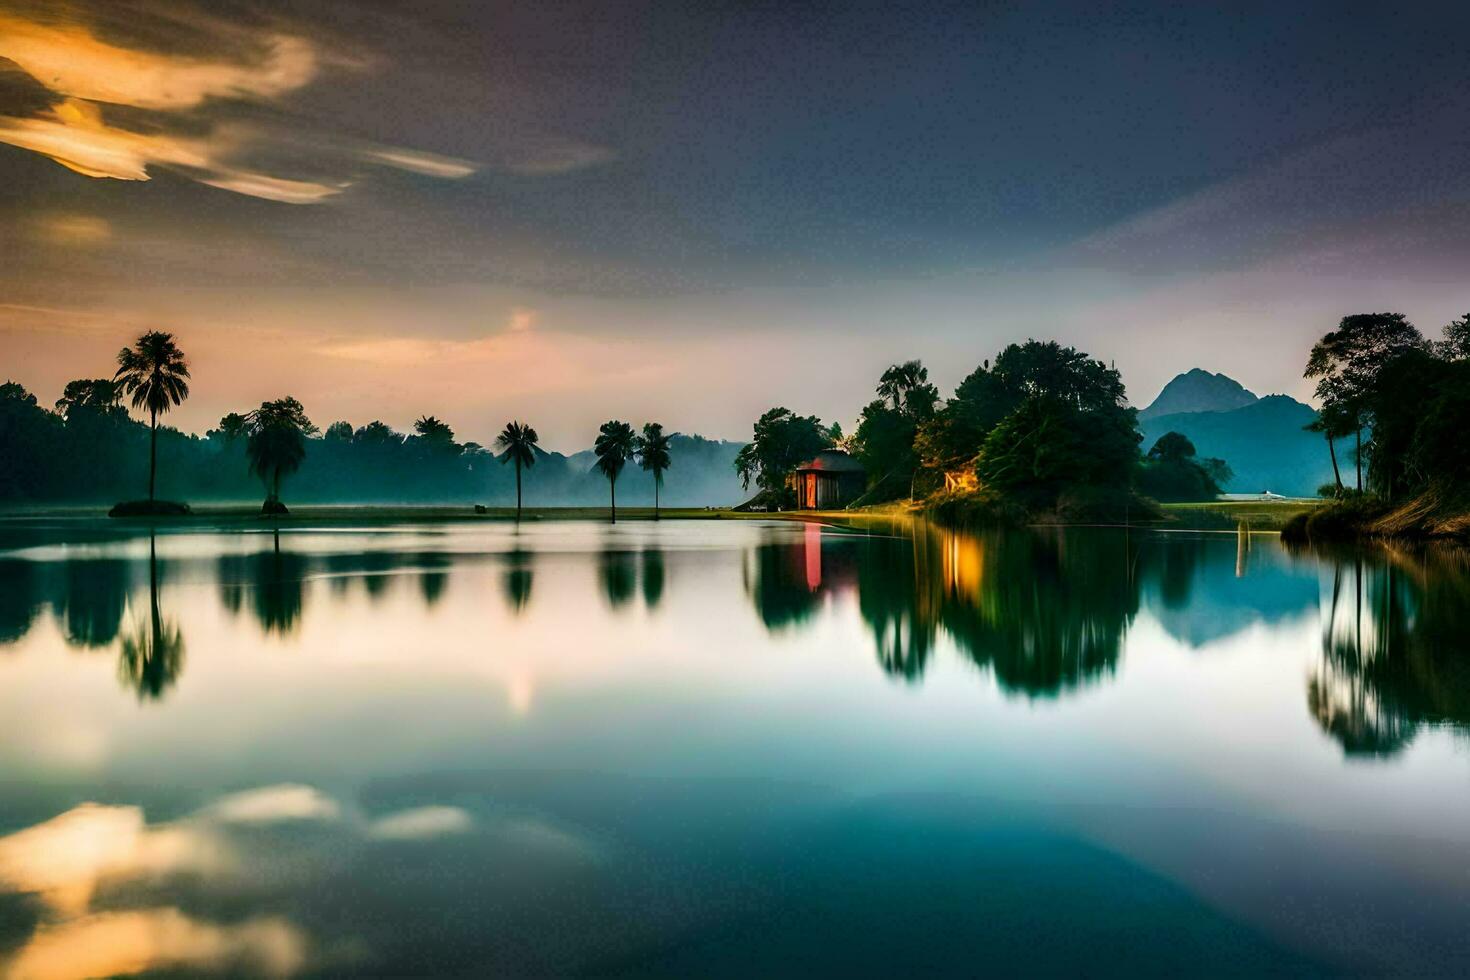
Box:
[220, 532, 307, 636]
[502, 548, 533, 614]
[598, 548, 637, 610]
[641, 549, 666, 610]
[60, 557, 128, 649]
[1303, 544, 1470, 756]
[0, 519, 1465, 746]
[746, 521, 1137, 697]
[117, 535, 185, 700]
[0, 558, 38, 645]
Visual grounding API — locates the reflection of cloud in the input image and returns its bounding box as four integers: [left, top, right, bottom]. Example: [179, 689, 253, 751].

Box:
[369, 806, 473, 841]
[204, 784, 342, 824]
[0, 803, 228, 916]
[0, 784, 600, 972]
[7, 908, 305, 980]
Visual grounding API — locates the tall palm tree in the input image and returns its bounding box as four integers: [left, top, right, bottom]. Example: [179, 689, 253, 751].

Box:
[635, 422, 673, 519]
[114, 331, 190, 504]
[876, 359, 928, 413]
[593, 420, 636, 523]
[495, 421, 539, 519]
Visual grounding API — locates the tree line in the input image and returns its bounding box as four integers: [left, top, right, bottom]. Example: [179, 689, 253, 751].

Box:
[736, 340, 1230, 516]
[0, 331, 678, 518]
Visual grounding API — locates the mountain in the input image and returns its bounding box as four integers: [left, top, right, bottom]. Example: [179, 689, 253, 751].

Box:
[1140, 395, 1332, 497]
[1140, 369, 1259, 420]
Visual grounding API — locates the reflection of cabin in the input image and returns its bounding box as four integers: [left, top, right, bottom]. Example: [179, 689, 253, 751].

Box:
[789, 450, 866, 509]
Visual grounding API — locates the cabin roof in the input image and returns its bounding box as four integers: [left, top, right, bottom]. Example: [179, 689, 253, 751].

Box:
[793, 449, 865, 474]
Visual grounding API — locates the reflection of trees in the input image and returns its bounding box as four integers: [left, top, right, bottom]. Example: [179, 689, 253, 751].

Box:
[919, 525, 1138, 698]
[502, 549, 533, 614]
[0, 559, 38, 645]
[641, 549, 665, 610]
[61, 558, 128, 649]
[416, 553, 451, 607]
[743, 519, 1139, 698]
[599, 549, 636, 609]
[118, 535, 184, 700]
[1303, 544, 1470, 756]
[219, 533, 305, 636]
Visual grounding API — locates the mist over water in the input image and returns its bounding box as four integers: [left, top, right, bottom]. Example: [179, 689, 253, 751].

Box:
[1, 517, 1467, 976]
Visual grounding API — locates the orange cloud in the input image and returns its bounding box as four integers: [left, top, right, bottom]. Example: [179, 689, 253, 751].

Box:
[0, 11, 475, 203]
[0, 13, 318, 110]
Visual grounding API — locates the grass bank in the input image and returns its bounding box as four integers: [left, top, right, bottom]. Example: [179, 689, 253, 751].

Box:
[1281, 491, 1470, 544]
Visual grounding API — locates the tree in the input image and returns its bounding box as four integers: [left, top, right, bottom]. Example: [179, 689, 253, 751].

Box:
[244, 397, 317, 513]
[1305, 313, 1427, 491]
[324, 420, 354, 442]
[876, 360, 940, 417]
[593, 420, 636, 522]
[55, 378, 125, 421]
[1140, 432, 1232, 502]
[635, 422, 673, 518]
[216, 412, 248, 442]
[1147, 431, 1197, 462]
[413, 415, 457, 454]
[734, 407, 831, 508]
[114, 331, 190, 504]
[495, 420, 539, 519]
[1438, 314, 1470, 361]
[355, 420, 399, 445]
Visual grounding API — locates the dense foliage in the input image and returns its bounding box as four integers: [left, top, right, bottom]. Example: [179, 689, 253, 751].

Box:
[734, 408, 832, 506]
[1137, 432, 1231, 502]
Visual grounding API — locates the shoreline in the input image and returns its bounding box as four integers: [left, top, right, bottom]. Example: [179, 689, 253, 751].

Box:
[0, 498, 1322, 533]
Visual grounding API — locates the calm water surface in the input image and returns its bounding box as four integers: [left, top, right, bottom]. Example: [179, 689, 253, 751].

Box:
[1, 517, 1467, 977]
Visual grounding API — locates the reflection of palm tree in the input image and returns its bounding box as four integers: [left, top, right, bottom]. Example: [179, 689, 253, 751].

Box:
[593, 420, 636, 523]
[118, 535, 184, 700]
[641, 549, 665, 609]
[114, 331, 190, 504]
[253, 531, 306, 635]
[599, 549, 636, 608]
[495, 421, 539, 520]
[635, 423, 673, 519]
[502, 548, 534, 614]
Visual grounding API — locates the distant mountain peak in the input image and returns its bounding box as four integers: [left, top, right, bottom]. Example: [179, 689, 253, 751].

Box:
[1140, 369, 1259, 420]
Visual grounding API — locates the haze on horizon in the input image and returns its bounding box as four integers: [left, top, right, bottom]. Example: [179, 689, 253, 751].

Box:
[3, 0, 1470, 451]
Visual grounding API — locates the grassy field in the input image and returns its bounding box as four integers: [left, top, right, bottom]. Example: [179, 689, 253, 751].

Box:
[1158, 499, 1320, 531]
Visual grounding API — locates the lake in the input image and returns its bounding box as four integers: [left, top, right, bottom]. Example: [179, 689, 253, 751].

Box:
[0, 516, 1467, 977]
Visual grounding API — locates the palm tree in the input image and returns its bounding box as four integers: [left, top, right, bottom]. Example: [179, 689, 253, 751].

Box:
[876, 360, 928, 413]
[635, 422, 673, 518]
[495, 421, 539, 519]
[593, 420, 636, 523]
[114, 331, 190, 504]
[244, 397, 317, 513]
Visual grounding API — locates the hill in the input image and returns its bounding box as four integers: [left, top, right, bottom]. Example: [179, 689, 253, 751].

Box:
[1139, 368, 1259, 420]
[1140, 395, 1332, 497]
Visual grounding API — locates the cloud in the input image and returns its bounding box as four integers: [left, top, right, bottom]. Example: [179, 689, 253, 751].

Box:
[0, 13, 318, 110]
[35, 213, 112, 245]
[0, 8, 476, 203]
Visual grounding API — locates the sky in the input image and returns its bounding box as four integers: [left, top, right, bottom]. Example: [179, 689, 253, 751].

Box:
[3, 0, 1470, 451]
